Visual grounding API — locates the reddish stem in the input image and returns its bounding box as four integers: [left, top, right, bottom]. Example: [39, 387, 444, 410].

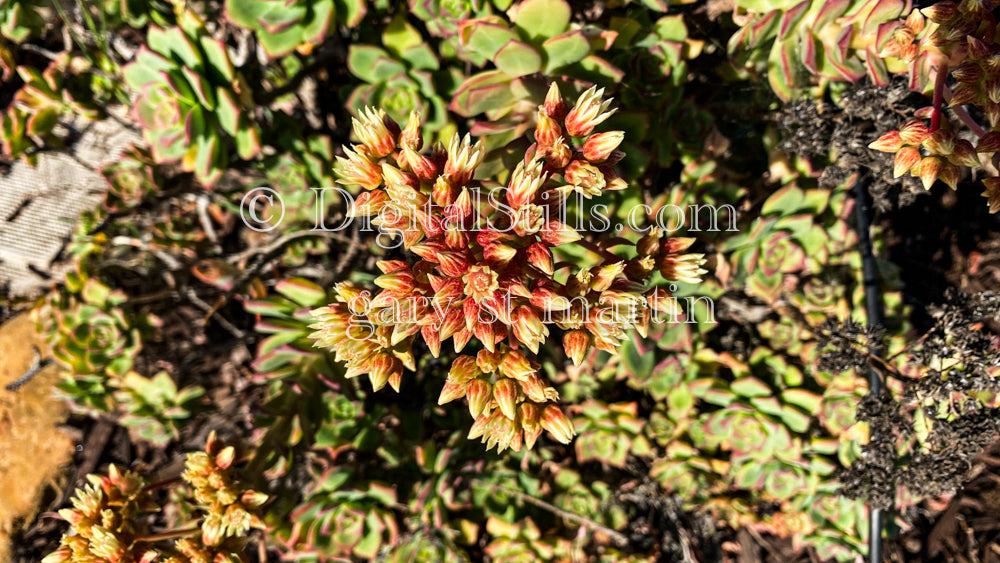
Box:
[931, 61, 948, 132]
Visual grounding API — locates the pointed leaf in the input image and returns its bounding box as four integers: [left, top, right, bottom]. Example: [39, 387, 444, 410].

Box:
[181, 66, 216, 110]
[199, 36, 235, 82]
[275, 278, 327, 307]
[148, 26, 202, 70]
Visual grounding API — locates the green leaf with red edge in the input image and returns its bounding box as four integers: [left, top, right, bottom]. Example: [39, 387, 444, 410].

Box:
[259, 331, 306, 355]
[731, 376, 771, 398]
[302, 0, 335, 45]
[123, 47, 175, 89]
[463, 21, 519, 59]
[259, 25, 304, 57]
[773, 214, 813, 237]
[81, 279, 112, 308]
[734, 0, 804, 10]
[815, 0, 850, 29]
[275, 278, 327, 307]
[768, 37, 798, 101]
[746, 11, 780, 49]
[863, 0, 907, 30]
[383, 11, 423, 57]
[827, 27, 866, 81]
[181, 66, 216, 110]
[621, 337, 655, 381]
[26, 106, 58, 136]
[163, 69, 196, 105]
[199, 36, 235, 82]
[235, 121, 261, 160]
[702, 387, 736, 406]
[782, 389, 823, 412]
[224, 0, 268, 28]
[762, 183, 805, 215]
[542, 30, 590, 72]
[334, 0, 366, 27]
[864, 46, 890, 86]
[667, 385, 694, 421]
[215, 87, 240, 136]
[575, 55, 625, 83]
[512, 0, 570, 43]
[750, 396, 784, 418]
[253, 346, 304, 373]
[450, 71, 514, 117]
[494, 39, 541, 77]
[400, 44, 439, 71]
[347, 45, 406, 84]
[195, 135, 220, 185]
[779, 405, 812, 433]
[747, 270, 782, 303]
[258, 2, 307, 34]
[777, 0, 810, 40]
[874, 20, 899, 53]
[244, 299, 294, 317]
[148, 26, 202, 70]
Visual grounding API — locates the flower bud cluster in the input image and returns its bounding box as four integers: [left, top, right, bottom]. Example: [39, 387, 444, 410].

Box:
[43, 464, 157, 563]
[310, 84, 707, 452]
[43, 432, 267, 563]
[868, 117, 979, 189]
[181, 431, 268, 549]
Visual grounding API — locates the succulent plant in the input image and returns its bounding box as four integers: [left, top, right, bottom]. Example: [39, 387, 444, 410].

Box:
[225, 0, 365, 58]
[572, 400, 652, 468]
[2, 55, 100, 162]
[449, 0, 625, 147]
[345, 13, 457, 138]
[721, 182, 855, 304]
[274, 466, 400, 560]
[115, 370, 205, 447]
[98, 0, 174, 29]
[247, 278, 339, 384]
[408, 0, 499, 39]
[100, 145, 162, 212]
[0, 0, 44, 42]
[727, 0, 912, 100]
[600, 12, 712, 177]
[483, 516, 572, 561]
[35, 278, 144, 389]
[122, 11, 260, 187]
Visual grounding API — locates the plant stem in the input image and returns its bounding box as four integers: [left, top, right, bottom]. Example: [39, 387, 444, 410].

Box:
[575, 239, 620, 262]
[931, 62, 948, 132]
[474, 480, 629, 547]
[135, 524, 201, 543]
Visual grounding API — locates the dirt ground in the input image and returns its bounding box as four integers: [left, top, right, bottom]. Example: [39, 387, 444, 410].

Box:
[0, 313, 73, 562]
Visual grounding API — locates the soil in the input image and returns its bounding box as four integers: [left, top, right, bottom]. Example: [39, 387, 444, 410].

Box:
[0, 313, 73, 562]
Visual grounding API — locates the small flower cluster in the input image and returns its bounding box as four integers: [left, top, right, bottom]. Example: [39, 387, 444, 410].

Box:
[309, 84, 706, 452]
[869, 0, 1000, 205]
[180, 431, 268, 553]
[43, 432, 267, 563]
[868, 115, 981, 190]
[43, 465, 157, 563]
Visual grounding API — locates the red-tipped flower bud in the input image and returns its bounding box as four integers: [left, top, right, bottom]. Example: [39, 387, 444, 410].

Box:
[540, 404, 575, 444]
[582, 131, 625, 163]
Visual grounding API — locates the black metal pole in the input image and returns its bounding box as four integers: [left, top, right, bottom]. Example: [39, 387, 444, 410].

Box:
[853, 173, 884, 562]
